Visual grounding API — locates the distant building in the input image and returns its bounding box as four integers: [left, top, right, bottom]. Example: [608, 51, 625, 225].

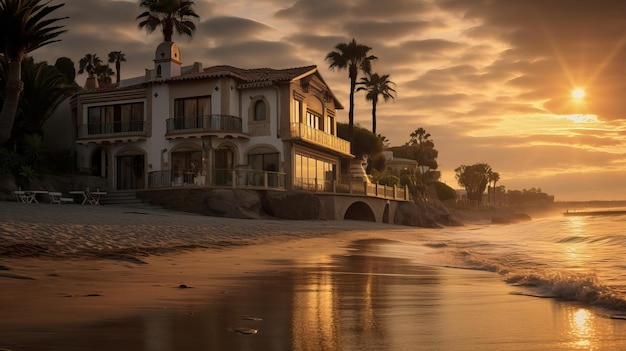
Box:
[69, 41, 352, 191]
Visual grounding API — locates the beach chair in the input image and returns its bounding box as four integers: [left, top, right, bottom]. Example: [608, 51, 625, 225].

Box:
[49, 192, 74, 204]
[14, 190, 28, 203]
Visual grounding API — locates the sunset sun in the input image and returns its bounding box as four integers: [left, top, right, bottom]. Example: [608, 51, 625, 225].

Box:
[571, 88, 586, 99]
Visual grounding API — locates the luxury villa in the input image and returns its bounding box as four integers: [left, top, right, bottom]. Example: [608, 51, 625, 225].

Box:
[70, 41, 355, 193]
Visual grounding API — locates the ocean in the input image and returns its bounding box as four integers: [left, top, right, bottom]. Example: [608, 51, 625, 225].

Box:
[404, 208, 626, 318]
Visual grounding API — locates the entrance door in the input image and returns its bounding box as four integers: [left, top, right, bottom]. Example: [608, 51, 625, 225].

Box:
[116, 155, 145, 190]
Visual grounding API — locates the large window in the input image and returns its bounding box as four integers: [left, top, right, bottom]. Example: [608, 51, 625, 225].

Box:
[306, 111, 321, 130]
[294, 153, 335, 191]
[248, 152, 279, 172]
[174, 96, 211, 129]
[87, 102, 144, 135]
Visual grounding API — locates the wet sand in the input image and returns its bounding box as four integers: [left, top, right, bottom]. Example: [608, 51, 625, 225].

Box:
[1, 202, 626, 350]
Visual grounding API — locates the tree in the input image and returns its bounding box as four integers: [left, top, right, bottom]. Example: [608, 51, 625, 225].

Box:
[488, 171, 500, 206]
[107, 51, 126, 83]
[356, 72, 396, 134]
[54, 56, 75, 83]
[136, 0, 199, 42]
[325, 38, 377, 149]
[78, 53, 101, 78]
[455, 163, 493, 206]
[13, 57, 77, 139]
[337, 122, 382, 160]
[95, 64, 114, 85]
[0, 0, 67, 145]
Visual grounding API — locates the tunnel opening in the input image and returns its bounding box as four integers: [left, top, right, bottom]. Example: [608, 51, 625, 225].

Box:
[343, 201, 376, 222]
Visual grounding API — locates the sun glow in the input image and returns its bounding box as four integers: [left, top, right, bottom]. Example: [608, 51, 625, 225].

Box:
[571, 88, 586, 99]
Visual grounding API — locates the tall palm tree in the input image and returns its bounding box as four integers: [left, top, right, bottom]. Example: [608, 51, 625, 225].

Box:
[488, 171, 500, 206]
[356, 73, 396, 134]
[136, 0, 199, 42]
[325, 38, 377, 145]
[78, 53, 101, 78]
[0, 0, 67, 145]
[107, 51, 126, 83]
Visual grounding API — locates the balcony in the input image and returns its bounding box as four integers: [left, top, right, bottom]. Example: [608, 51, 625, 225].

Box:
[77, 121, 147, 144]
[286, 123, 351, 156]
[166, 115, 247, 139]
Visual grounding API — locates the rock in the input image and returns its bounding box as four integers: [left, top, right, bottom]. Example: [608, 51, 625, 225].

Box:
[492, 213, 532, 224]
[262, 191, 323, 220]
[394, 200, 465, 228]
[203, 189, 262, 219]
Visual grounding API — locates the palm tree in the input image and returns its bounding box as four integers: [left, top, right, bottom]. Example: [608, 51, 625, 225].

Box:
[107, 51, 126, 83]
[78, 53, 101, 78]
[488, 171, 500, 206]
[356, 73, 396, 134]
[0, 0, 67, 145]
[325, 38, 377, 146]
[95, 64, 114, 85]
[136, 0, 199, 42]
[14, 57, 77, 138]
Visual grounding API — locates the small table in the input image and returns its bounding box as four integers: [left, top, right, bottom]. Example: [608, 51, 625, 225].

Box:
[24, 190, 48, 203]
[68, 191, 88, 205]
[90, 192, 107, 205]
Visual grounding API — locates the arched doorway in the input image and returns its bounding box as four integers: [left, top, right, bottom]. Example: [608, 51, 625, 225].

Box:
[344, 202, 376, 222]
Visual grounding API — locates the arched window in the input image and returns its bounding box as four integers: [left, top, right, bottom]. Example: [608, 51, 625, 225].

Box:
[156, 65, 162, 77]
[254, 100, 266, 121]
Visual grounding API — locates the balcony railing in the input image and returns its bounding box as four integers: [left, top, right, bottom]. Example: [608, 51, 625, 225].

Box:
[166, 115, 243, 134]
[148, 169, 286, 189]
[293, 177, 410, 201]
[288, 123, 351, 155]
[148, 170, 409, 200]
[78, 121, 146, 138]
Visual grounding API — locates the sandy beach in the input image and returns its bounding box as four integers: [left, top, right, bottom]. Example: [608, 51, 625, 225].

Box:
[1, 201, 626, 350]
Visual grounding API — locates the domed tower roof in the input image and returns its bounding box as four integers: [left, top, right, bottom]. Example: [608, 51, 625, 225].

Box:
[153, 42, 182, 79]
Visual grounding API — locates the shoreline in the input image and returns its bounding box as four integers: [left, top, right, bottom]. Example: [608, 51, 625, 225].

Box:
[3, 202, 626, 350]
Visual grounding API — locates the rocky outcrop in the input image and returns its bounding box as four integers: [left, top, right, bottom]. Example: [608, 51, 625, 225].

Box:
[394, 200, 464, 228]
[203, 189, 263, 219]
[261, 191, 324, 220]
[491, 212, 532, 224]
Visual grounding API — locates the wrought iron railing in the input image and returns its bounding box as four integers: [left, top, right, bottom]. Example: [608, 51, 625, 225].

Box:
[166, 115, 243, 134]
[78, 121, 146, 138]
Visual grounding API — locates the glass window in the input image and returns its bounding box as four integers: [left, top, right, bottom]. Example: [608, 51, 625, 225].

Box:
[175, 96, 211, 117]
[254, 100, 266, 121]
[306, 111, 320, 130]
[293, 99, 301, 123]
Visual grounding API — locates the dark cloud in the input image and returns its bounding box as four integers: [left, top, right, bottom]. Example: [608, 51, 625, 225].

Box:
[199, 16, 275, 45]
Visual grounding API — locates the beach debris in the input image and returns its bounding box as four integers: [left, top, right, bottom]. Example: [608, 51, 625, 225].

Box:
[0, 272, 35, 280]
[240, 315, 263, 321]
[84, 293, 101, 297]
[178, 284, 191, 289]
[231, 327, 258, 335]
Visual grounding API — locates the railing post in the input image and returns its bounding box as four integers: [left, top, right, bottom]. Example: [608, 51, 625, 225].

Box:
[231, 170, 236, 189]
[264, 172, 269, 189]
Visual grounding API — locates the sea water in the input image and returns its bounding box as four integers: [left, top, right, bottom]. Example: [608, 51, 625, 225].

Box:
[404, 209, 626, 316]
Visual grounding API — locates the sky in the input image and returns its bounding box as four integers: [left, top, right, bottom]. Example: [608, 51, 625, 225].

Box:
[31, 0, 626, 201]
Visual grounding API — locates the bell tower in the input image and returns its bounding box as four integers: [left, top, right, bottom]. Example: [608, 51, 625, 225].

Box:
[154, 42, 182, 79]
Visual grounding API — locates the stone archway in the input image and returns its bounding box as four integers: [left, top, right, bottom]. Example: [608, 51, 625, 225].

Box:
[343, 201, 376, 222]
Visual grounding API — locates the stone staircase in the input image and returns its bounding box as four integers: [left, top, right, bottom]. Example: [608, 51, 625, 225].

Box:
[100, 190, 163, 210]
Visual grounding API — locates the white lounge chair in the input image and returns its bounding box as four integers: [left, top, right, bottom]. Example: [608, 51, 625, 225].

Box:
[49, 192, 74, 204]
